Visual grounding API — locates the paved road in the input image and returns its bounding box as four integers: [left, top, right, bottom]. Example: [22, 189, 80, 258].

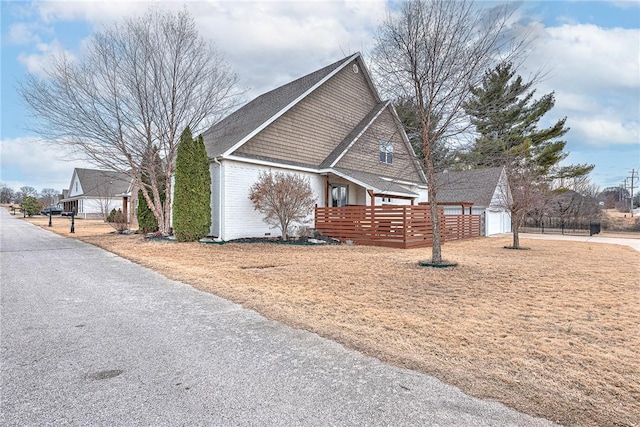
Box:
[0, 210, 554, 426]
[492, 232, 640, 252]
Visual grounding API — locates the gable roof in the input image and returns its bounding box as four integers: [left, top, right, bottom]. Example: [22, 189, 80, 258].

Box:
[69, 168, 131, 198]
[202, 53, 426, 192]
[204, 53, 368, 158]
[435, 167, 505, 206]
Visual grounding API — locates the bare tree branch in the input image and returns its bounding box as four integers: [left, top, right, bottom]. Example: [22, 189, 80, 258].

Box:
[373, 0, 526, 263]
[20, 7, 242, 234]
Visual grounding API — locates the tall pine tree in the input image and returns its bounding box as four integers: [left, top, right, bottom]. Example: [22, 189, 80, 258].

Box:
[463, 62, 593, 248]
[394, 98, 455, 173]
[173, 126, 211, 242]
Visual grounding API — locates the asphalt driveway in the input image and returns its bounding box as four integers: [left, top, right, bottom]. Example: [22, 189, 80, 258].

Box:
[0, 210, 554, 426]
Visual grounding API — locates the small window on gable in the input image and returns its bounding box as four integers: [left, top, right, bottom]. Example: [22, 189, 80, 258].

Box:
[75, 182, 78, 192]
[379, 140, 393, 164]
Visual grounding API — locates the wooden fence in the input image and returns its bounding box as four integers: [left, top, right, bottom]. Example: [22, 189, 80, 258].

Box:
[315, 205, 481, 249]
[442, 212, 483, 241]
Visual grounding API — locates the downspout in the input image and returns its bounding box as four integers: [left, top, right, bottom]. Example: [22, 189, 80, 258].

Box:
[213, 157, 223, 240]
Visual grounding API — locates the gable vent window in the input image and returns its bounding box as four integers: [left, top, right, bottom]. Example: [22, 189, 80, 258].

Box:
[379, 140, 393, 164]
[352, 63, 359, 74]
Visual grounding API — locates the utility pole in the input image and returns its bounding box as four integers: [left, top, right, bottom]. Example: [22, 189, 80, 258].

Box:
[628, 169, 638, 217]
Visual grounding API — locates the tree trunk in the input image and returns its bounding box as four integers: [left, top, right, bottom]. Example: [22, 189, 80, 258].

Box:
[424, 150, 442, 263]
[512, 214, 521, 249]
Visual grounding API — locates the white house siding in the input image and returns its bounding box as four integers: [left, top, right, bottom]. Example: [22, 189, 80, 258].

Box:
[219, 160, 325, 241]
[486, 172, 511, 235]
[210, 162, 221, 238]
[442, 206, 481, 215]
[76, 197, 118, 219]
[68, 173, 83, 197]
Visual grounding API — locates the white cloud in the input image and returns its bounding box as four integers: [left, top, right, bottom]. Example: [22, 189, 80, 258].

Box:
[34, 0, 151, 24]
[26, 0, 386, 96]
[17, 39, 75, 78]
[553, 91, 599, 113]
[528, 23, 639, 91]
[186, 1, 386, 95]
[7, 22, 42, 44]
[521, 22, 640, 151]
[569, 117, 639, 147]
[0, 137, 91, 191]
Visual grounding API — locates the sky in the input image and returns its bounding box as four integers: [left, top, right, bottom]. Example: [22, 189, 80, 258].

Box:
[1, 0, 639, 194]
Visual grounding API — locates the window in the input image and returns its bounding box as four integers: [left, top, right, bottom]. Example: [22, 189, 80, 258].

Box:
[379, 140, 393, 164]
[330, 185, 348, 207]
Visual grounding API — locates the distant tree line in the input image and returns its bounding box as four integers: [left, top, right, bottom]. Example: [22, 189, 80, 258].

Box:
[0, 184, 62, 207]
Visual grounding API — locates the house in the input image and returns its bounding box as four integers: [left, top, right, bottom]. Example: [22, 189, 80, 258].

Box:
[435, 167, 511, 236]
[61, 168, 136, 223]
[202, 53, 428, 241]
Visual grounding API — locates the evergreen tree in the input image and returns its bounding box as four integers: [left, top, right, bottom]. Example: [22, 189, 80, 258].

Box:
[463, 62, 593, 248]
[173, 126, 211, 242]
[136, 189, 159, 233]
[394, 98, 455, 173]
[136, 146, 164, 233]
[21, 196, 41, 217]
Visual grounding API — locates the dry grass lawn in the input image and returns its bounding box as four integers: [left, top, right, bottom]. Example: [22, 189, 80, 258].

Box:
[19, 214, 640, 426]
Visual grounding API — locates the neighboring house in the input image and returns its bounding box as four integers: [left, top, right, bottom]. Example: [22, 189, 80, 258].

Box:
[61, 168, 135, 222]
[202, 52, 427, 241]
[435, 167, 511, 236]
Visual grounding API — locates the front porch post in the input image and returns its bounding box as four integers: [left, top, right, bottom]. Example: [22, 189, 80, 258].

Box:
[325, 175, 330, 207]
[368, 189, 375, 208]
[367, 189, 376, 235]
[122, 197, 129, 224]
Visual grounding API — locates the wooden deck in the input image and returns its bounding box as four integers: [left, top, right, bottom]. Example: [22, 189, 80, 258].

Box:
[315, 205, 481, 249]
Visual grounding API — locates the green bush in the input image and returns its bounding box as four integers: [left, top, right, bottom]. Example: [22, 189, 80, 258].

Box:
[172, 126, 211, 242]
[107, 208, 127, 233]
[106, 208, 117, 222]
[136, 190, 159, 233]
[22, 196, 41, 217]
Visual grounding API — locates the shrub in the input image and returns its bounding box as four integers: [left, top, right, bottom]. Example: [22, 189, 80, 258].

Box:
[173, 126, 211, 242]
[248, 171, 316, 241]
[136, 189, 159, 233]
[107, 208, 127, 233]
[21, 196, 41, 217]
[106, 208, 117, 222]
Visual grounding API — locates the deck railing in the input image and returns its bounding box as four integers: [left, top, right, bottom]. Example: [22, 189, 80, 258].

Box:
[315, 205, 481, 249]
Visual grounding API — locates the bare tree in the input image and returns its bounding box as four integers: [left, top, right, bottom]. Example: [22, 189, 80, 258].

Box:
[249, 172, 316, 241]
[40, 188, 59, 207]
[0, 184, 16, 204]
[19, 186, 39, 200]
[20, 8, 241, 234]
[374, 0, 524, 263]
[497, 159, 550, 248]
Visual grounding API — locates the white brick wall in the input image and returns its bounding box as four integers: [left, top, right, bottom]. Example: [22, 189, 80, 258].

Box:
[219, 160, 325, 241]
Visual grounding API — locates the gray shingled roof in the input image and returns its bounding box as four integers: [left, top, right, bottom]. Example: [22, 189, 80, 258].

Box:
[203, 54, 357, 158]
[435, 167, 505, 207]
[333, 168, 418, 197]
[73, 168, 131, 198]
